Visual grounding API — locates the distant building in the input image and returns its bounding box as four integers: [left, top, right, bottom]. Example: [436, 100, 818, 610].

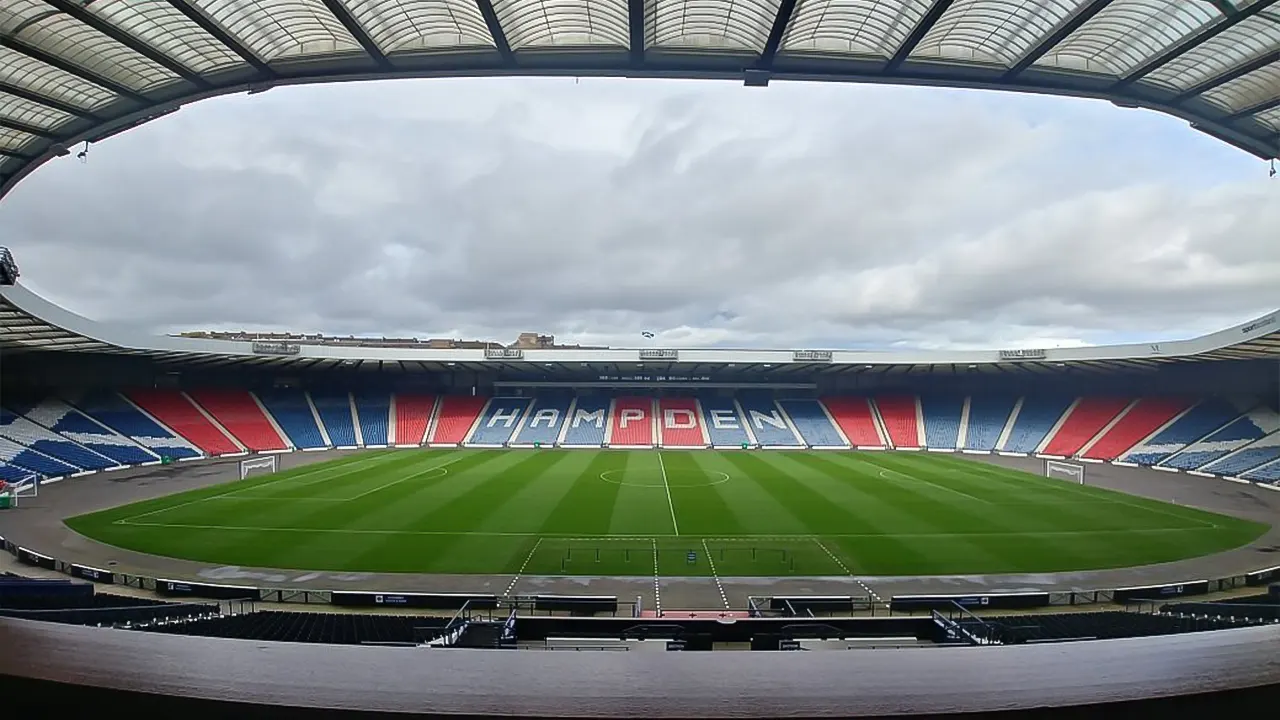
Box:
[174, 330, 606, 350]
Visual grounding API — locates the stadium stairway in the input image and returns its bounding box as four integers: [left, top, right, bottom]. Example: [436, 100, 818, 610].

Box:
[609, 396, 655, 446]
[429, 396, 487, 445]
[71, 391, 199, 459]
[658, 398, 708, 447]
[127, 389, 240, 455]
[777, 399, 846, 447]
[0, 435, 78, 479]
[352, 391, 391, 446]
[469, 398, 533, 445]
[310, 391, 358, 448]
[511, 394, 573, 446]
[1081, 397, 1190, 461]
[187, 390, 289, 453]
[874, 396, 921, 448]
[737, 393, 803, 446]
[561, 396, 609, 446]
[1202, 430, 1280, 476]
[820, 397, 884, 447]
[256, 390, 327, 450]
[19, 398, 155, 465]
[1001, 396, 1074, 454]
[1122, 398, 1243, 466]
[1041, 397, 1131, 457]
[1161, 407, 1280, 471]
[698, 396, 752, 447]
[393, 394, 436, 446]
[962, 395, 1017, 451]
[0, 407, 118, 471]
[920, 395, 964, 450]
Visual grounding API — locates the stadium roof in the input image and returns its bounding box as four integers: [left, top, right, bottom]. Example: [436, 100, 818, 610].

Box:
[0, 0, 1277, 200]
[2, 282, 1278, 375]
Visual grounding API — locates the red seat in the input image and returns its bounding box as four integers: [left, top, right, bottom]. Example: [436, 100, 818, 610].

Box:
[394, 394, 436, 446]
[658, 398, 705, 447]
[821, 398, 882, 446]
[187, 390, 287, 452]
[1082, 398, 1190, 460]
[610, 397, 654, 446]
[1042, 398, 1131, 457]
[430, 397, 487, 444]
[127, 389, 240, 455]
[874, 396, 920, 448]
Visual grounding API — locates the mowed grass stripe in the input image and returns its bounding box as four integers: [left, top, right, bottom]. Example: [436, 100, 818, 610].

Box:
[64, 449, 1270, 577]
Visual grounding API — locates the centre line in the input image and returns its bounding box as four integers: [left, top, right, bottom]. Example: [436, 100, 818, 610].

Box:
[658, 451, 680, 536]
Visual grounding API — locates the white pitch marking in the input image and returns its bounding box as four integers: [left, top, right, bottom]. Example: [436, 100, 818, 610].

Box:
[876, 467, 992, 504]
[652, 537, 662, 617]
[505, 537, 543, 596]
[812, 537, 883, 603]
[701, 539, 731, 610]
[657, 451, 680, 536]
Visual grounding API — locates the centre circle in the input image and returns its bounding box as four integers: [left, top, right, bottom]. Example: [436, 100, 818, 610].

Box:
[599, 469, 730, 488]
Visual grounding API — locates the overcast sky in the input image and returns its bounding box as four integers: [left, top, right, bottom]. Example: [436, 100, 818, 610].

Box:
[1, 77, 1276, 350]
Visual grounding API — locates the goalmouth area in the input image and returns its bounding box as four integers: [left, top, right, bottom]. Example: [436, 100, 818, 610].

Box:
[63, 448, 1266, 580]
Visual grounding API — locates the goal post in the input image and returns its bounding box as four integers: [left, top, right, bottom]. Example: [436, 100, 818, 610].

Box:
[239, 455, 279, 480]
[0, 475, 38, 508]
[1045, 459, 1085, 485]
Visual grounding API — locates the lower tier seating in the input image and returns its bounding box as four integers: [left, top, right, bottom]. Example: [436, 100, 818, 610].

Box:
[430, 396, 487, 444]
[257, 390, 326, 449]
[609, 396, 655, 446]
[875, 396, 920, 448]
[143, 610, 447, 645]
[353, 391, 391, 445]
[127, 389, 239, 455]
[394, 394, 436, 445]
[187, 390, 288, 452]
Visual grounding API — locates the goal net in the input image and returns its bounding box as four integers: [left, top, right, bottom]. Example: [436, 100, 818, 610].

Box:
[1045, 459, 1085, 485]
[239, 455, 279, 480]
[0, 475, 38, 508]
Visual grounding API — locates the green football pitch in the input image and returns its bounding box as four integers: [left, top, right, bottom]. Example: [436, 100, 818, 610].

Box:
[66, 449, 1266, 578]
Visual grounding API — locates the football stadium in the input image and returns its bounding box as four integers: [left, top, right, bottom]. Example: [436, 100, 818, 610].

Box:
[0, 0, 1278, 717]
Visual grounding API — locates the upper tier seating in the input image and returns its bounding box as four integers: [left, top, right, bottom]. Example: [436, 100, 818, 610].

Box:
[963, 395, 1016, 451]
[874, 396, 920, 448]
[562, 396, 609, 445]
[127, 389, 239, 455]
[737, 393, 802, 446]
[698, 396, 751, 446]
[610, 397, 655, 446]
[352, 391, 390, 445]
[1242, 458, 1280, 483]
[1041, 397, 1130, 457]
[470, 398, 532, 445]
[1082, 397, 1190, 461]
[309, 391, 357, 447]
[1002, 396, 1074, 453]
[658, 398, 707, 447]
[1202, 432, 1280, 476]
[1123, 399, 1243, 465]
[430, 396, 487, 444]
[22, 398, 155, 465]
[920, 395, 964, 449]
[187, 390, 287, 452]
[0, 436, 78, 477]
[71, 391, 198, 459]
[511, 394, 573, 445]
[821, 397, 883, 446]
[1163, 407, 1280, 471]
[256, 390, 326, 449]
[0, 408, 116, 470]
[394, 394, 436, 446]
[777, 399, 845, 447]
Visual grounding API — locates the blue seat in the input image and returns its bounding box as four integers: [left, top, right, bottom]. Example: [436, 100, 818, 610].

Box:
[311, 392, 357, 447]
[736, 393, 802, 446]
[353, 391, 390, 446]
[1002, 396, 1073, 454]
[470, 398, 533, 445]
[920, 395, 964, 449]
[70, 391, 198, 459]
[964, 396, 1016, 451]
[512, 395, 573, 445]
[562, 396, 609, 445]
[777, 399, 844, 446]
[257, 390, 326, 449]
[699, 396, 751, 446]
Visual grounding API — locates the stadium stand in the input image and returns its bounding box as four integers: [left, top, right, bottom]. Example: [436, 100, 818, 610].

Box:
[256, 390, 326, 450]
[874, 396, 921, 448]
[920, 395, 964, 450]
[469, 398, 532, 445]
[821, 397, 883, 447]
[658, 398, 707, 447]
[429, 396, 487, 444]
[310, 391, 358, 447]
[1122, 399, 1244, 466]
[562, 396, 609, 445]
[352, 391, 391, 446]
[982, 610, 1254, 644]
[393, 394, 436, 446]
[24, 398, 156, 465]
[698, 395, 752, 447]
[962, 395, 1016, 452]
[70, 391, 198, 459]
[0, 408, 116, 470]
[187, 390, 288, 452]
[1202, 431, 1280, 476]
[0, 436, 77, 478]
[1041, 397, 1131, 457]
[511, 394, 572, 446]
[1081, 397, 1190, 461]
[127, 389, 239, 455]
[610, 397, 655, 446]
[1001, 396, 1074, 454]
[1162, 407, 1280, 471]
[143, 610, 446, 645]
[1242, 457, 1280, 483]
[736, 393, 802, 446]
[0, 581, 212, 628]
[777, 399, 845, 447]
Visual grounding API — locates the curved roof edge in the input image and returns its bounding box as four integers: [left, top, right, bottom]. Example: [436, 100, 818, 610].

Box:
[2, 283, 1277, 372]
